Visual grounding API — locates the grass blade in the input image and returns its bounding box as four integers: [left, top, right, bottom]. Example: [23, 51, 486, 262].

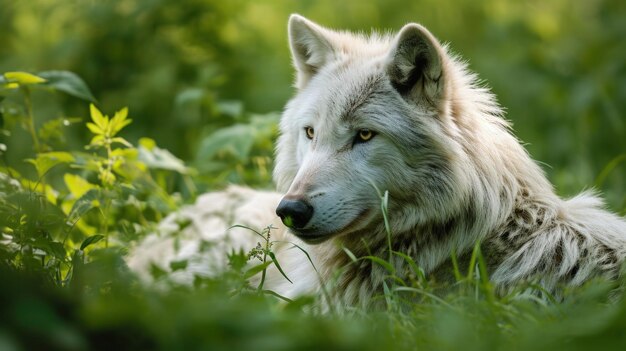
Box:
[362, 255, 395, 274]
[342, 247, 359, 263]
[268, 251, 292, 284]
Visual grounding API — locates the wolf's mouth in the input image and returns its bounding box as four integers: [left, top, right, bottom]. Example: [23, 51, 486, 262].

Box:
[289, 209, 373, 244]
[289, 230, 330, 244]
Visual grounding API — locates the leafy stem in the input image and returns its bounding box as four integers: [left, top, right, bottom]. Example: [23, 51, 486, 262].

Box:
[256, 226, 273, 292]
[86, 104, 132, 246]
[101, 196, 112, 248]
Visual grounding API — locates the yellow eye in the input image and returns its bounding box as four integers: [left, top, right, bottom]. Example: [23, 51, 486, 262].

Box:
[305, 127, 315, 140]
[357, 129, 374, 142]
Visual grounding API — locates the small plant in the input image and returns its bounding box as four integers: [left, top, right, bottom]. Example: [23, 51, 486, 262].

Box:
[232, 224, 293, 300]
[0, 71, 188, 287]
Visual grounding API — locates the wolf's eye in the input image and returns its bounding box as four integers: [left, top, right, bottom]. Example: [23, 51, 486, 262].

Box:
[355, 129, 376, 143]
[305, 127, 315, 140]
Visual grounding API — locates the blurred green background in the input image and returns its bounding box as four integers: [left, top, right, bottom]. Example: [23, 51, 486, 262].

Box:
[0, 0, 624, 208]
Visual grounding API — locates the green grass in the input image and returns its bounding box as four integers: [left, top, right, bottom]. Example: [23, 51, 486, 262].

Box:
[2, 238, 626, 350]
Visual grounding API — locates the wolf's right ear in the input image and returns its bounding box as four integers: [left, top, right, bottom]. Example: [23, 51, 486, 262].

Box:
[386, 24, 446, 106]
[288, 14, 337, 89]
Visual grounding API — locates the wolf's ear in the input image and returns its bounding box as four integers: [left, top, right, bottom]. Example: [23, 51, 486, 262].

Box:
[386, 24, 446, 106]
[288, 14, 337, 88]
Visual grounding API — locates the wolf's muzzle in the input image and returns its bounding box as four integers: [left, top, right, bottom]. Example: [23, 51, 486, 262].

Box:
[276, 198, 314, 229]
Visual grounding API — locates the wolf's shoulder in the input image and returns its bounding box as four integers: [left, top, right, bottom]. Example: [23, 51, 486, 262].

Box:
[486, 190, 626, 295]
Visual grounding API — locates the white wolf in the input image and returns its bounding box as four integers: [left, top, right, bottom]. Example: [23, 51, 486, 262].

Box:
[128, 15, 626, 306]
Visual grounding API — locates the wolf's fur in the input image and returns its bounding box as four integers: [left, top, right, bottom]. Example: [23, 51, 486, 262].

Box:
[127, 15, 626, 306]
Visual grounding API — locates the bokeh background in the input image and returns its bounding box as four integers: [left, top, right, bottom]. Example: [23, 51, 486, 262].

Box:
[1, 0, 624, 209]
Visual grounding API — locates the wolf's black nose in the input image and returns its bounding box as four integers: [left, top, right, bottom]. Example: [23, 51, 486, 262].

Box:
[276, 198, 314, 229]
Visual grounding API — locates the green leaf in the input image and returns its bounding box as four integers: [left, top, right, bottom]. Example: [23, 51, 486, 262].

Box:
[4, 71, 47, 85]
[89, 104, 107, 131]
[4, 190, 66, 233]
[49, 242, 68, 260]
[99, 169, 116, 185]
[111, 137, 132, 147]
[196, 124, 255, 161]
[27, 151, 75, 178]
[108, 107, 131, 135]
[38, 70, 96, 102]
[33, 238, 67, 260]
[138, 139, 189, 173]
[64, 173, 97, 199]
[80, 234, 104, 250]
[67, 188, 101, 224]
[244, 261, 273, 280]
[86, 122, 103, 135]
[89, 135, 105, 146]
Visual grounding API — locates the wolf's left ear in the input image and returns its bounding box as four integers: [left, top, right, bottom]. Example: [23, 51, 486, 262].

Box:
[386, 24, 446, 106]
[288, 14, 337, 88]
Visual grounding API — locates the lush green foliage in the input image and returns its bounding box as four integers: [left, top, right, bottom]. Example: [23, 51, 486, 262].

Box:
[0, 0, 625, 350]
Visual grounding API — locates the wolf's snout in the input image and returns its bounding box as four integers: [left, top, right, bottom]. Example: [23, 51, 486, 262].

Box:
[276, 198, 314, 229]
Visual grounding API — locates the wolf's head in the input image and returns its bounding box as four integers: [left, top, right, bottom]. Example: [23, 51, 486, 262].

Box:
[274, 15, 504, 244]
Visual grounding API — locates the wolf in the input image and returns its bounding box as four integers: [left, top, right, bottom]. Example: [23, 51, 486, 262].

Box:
[128, 15, 626, 307]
